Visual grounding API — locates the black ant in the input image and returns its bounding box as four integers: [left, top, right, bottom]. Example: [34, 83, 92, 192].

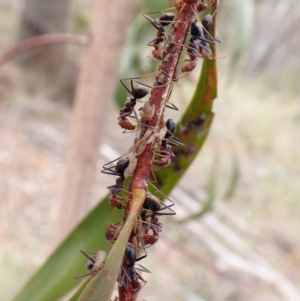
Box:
[144, 12, 176, 60]
[118, 77, 150, 131]
[102, 157, 130, 209]
[102, 156, 129, 177]
[74, 249, 106, 279]
[153, 119, 183, 168]
[201, 10, 222, 44]
[118, 243, 150, 294]
[182, 20, 214, 73]
[141, 192, 175, 246]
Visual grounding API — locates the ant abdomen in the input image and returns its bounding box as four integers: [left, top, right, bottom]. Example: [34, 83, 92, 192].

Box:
[158, 13, 176, 26]
[133, 85, 149, 100]
[125, 242, 137, 265]
[165, 118, 176, 138]
[190, 20, 202, 38]
[143, 192, 161, 213]
[115, 157, 130, 176]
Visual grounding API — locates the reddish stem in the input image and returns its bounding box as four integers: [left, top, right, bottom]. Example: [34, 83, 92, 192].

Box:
[130, 3, 197, 191]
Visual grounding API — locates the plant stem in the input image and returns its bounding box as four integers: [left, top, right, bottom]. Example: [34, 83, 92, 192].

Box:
[130, 2, 197, 191]
[0, 34, 88, 67]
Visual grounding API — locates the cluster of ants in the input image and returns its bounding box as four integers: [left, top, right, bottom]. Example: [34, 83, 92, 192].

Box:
[145, 1, 221, 72]
[77, 1, 220, 300]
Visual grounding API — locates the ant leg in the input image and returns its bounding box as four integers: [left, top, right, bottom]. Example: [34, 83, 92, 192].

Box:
[148, 182, 176, 215]
[164, 83, 178, 111]
[147, 37, 164, 47]
[101, 155, 130, 176]
[146, 170, 162, 203]
[101, 166, 122, 176]
[120, 77, 142, 96]
[167, 136, 184, 146]
[119, 266, 129, 288]
[165, 102, 179, 110]
[135, 254, 147, 262]
[73, 272, 92, 279]
[80, 250, 96, 263]
[136, 264, 151, 274]
[143, 8, 176, 16]
[143, 13, 162, 32]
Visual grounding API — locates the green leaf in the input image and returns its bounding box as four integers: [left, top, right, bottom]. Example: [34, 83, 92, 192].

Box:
[68, 281, 89, 301]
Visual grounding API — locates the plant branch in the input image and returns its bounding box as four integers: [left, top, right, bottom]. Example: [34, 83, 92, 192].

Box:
[130, 2, 197, 191]
[0, 34, 89, 67]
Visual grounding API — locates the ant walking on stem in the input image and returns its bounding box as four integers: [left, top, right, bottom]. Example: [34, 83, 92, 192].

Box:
[141, 191, 175, 246]
[153, 118, 183, 168]
[182, 7, 222, 72]
[143, 11, 176, 60]
[182, 20, 213, 72]
[118, 243, 150, 296]
[118, 77, 150, 131]
[102, 156, 133, 209]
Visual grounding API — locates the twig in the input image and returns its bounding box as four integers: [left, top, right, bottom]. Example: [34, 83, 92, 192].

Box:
[0, 33, 89, 67]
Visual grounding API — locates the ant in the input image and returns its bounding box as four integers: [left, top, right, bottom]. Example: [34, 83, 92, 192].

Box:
[102, 156, 129, 177]
[153, 119, 183, 168]
[74, 249, 106, 279]
[118, 243, 150, 294]
[182, 6, 222, 73]
[140, 192, 175, 246]
[118, 77, 150, 131]
[144, 12, 176, 60]
[182, 20, 214, 73]
[102, 156, 131, 209]
[201, 9, 222, 44]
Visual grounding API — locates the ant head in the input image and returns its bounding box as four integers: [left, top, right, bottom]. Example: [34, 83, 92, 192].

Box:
[86, 259, 94, 270]
[134, 85, 149, 99]
[115, 157, 130, 175]
[159, 13, 176, 26]
[202, 15, 213, 31]
[144, 192, 161, 213]
[165, 119, 176, 138]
